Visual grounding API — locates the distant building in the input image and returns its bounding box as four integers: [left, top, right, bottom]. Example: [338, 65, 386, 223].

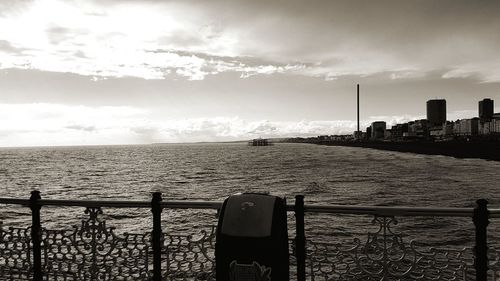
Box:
[391, 123, 408, 140]
[427, 99, 447, 127]
[429, 127, 442, 138]
[443, 121, 454, 137]
[492, 119, 500, 134]
[371, 121, 386, 140]
[384, 129, 392, 140]
[353, 131, 363, 140]
[366, 126, 372, 140]
[391, 125, 399, 139]
[479, 98, 494, 122]
[430, 121, 454, 139]
[408, 119, 429, 139]
[480, 113, 500, 135]
[317, 135, 328, 142]
[454, 118, 479, 136]
[403, 121, 414, 138]
[480, 121, 493, 135]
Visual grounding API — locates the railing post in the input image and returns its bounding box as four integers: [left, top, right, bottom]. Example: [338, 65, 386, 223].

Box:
[474, 198, 489, 281]
[151, 192, 163, 281]
[29, 190, 42, 281]
[295, 195, 306, 281]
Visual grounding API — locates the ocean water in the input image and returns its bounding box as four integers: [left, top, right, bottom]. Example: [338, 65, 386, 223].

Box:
[1, 143, 499, 246]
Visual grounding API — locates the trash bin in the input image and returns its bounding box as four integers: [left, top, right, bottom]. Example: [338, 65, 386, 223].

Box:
[215, 193, 289, 281]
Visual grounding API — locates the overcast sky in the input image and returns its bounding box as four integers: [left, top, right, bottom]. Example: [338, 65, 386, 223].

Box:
[1, 0, 500, 146]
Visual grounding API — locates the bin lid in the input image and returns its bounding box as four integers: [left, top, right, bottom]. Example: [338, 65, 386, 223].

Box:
[220, 194, 276, 237]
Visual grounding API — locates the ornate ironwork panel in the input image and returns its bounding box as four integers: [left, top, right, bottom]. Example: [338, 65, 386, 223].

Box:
[0, 211, 486, 281]
[0, 222, 32, 280]
[487, 248, 500, 281]
[306, 215, 475, 281]
[163, 226, 216, 281]
[41, 207, 152, 281]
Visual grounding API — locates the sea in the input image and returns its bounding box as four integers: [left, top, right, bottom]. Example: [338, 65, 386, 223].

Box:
[1, 142, 500, 248]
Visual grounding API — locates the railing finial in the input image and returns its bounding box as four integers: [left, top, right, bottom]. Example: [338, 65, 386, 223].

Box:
[30, 190, 41, 200]
[152, 192, 162, 203]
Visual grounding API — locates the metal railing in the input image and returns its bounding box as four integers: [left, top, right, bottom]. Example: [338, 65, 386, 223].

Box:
[0, 191, 495, 281]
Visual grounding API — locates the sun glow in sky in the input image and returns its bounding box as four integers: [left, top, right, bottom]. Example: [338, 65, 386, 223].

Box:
[1, 0, 500, 146]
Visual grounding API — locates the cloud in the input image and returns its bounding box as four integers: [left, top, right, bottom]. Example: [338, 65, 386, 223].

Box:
[0, 40, 24, 53]
[1, 0, 500, 81]
[0, 103, 147, 145]
[65, 124, 96, 132]
[0, 0, 305, 80]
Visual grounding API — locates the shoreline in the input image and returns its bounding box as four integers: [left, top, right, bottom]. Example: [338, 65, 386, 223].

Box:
[311, 140, 500, 161]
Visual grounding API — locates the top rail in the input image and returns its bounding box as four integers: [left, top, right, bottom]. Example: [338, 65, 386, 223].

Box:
[162, 201, 223, 209]
[1, 197, 495, 217]
[304, 204, 474, 217]
[489, 208, 500, 218]
[0, 198, 30, 205]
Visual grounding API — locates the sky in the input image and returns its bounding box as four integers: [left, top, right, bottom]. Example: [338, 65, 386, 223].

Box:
[1, 0, 500, 146]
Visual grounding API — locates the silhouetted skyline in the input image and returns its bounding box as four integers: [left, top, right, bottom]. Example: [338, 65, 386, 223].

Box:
[1, 0, 500, 146]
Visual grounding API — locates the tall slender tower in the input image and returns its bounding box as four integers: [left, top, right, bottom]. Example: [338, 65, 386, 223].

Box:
[357, 84, 360, 135]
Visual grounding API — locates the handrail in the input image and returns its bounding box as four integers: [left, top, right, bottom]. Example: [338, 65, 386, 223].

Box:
[304, 204, 474, 217]
[0, 198, 30, 205]
[40, 199, 152, 208]
[162, 201, 223, 209]
[489, 208, 500, 218]
[0, 197, 485, 217]
[0, 198, 223, 209]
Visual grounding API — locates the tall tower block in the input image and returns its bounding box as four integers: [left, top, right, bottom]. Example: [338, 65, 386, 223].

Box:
[479, 98, 494, 122]
[426, 99, 446, 127]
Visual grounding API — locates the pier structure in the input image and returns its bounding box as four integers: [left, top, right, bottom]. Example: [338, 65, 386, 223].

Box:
[0, 192, 497, 281]
[249, 138, 272, 146]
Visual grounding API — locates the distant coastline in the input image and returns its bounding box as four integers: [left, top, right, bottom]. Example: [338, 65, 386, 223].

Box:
[282, 138, 500, 161]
